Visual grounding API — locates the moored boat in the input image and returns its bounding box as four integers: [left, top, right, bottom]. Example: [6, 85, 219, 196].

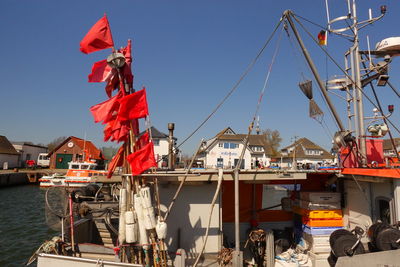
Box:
[39, 160, 106, 188]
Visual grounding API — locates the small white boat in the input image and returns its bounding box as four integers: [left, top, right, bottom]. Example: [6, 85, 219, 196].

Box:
[39, 161, 107, 188]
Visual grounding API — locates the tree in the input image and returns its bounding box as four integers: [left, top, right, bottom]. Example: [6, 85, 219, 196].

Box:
[47, 136, 68, 151]
[101, 146, 119, 161]
[262, 129, 282, 157]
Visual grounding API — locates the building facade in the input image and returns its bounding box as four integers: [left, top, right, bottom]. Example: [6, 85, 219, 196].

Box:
[279, 137, 334, 169]
[12, 142, 48, 167]
[198, 128, 272, 169]
[48, 136, 104, 169]
[146, 127, 177, 168]
[0, 136, 19, 169]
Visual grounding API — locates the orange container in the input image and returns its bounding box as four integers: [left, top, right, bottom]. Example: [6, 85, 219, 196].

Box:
[302, 217, 343, 227]
[293, 206, 342, 219]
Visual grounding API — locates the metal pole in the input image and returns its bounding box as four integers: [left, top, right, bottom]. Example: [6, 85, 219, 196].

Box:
[234, 169, 240, 253]
[351, 0, 367, 166]
[168, 123, 175, 169]
[284, 10, 345, 132]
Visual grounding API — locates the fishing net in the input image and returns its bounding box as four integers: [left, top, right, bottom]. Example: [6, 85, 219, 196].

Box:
[45, 187, 69, 231]
[299, 80, 324, 123]
[309, 99, 324, 122]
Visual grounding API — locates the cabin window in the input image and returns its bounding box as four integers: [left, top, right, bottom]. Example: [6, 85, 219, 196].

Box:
[218, 143, 223, 148]
[81, 165, 89, 170]
[153, 139, 160, 146]
[89, 173, 92, 177]
[90, 165, 96, 170]
[71, 164, 80, 169]
[262, 184, 300, 210]
[375, 197, 391, 224]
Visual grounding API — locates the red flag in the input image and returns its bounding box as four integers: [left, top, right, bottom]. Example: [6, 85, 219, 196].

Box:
[127, 142, 157, 176]
[88, 59, 114, 82]
[89, 93, 120, 124]
[117, 88, 149, 121]
[135, 132, 150, 150]
[104, 72, 120, 98]
[104, 119, 130, 143]
[120, 40, 134, 84]
[107, 144, 125, 178]
[80, 15, 114, 54]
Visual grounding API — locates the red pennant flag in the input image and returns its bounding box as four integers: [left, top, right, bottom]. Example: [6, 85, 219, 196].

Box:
[80, 15, 114, 54]
[127, 142, 157, 176]
[104, 72, 120, 98]
[107, 144, 125, 178]
[135, 132, 150, 150]
[117, 88, 149, 121]
[89, 93, 121, 124]
[120, 40, 134, 84]
[104, 119, 130, 143]
[88, 59, 114, 83]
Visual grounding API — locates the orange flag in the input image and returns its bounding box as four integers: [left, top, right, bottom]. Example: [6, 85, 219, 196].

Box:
[80, 15, 114, 54]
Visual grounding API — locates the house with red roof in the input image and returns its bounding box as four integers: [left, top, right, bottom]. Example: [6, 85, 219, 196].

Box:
[48, 136, 105, 169]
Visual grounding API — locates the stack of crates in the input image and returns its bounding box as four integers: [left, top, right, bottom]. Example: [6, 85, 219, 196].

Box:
[293, 192, 343, 266]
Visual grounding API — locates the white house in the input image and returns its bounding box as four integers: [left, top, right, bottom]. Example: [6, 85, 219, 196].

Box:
[279, 137, 334, 169]
[198, 127, 273, 169]
[12, 142, 48, 167]
[0, 135, 20, 169]
[147, 126, 177, 168]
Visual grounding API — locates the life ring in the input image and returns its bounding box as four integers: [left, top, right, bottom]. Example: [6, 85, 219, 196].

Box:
[58, 158, 63, 163]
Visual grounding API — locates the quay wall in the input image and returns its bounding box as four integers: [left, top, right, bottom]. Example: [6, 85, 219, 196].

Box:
[0, 173, 30, 187]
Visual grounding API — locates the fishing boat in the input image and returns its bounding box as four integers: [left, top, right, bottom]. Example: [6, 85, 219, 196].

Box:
[38, 160, 106, 188]
[30, 1, 400, 267]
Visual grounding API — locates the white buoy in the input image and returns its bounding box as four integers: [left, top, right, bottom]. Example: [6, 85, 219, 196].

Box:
[118, 189, 127, 244]
[156, 217, 168, 239]
[143, 206, 157, 230]
[125, 211, 138, 243]
[134, 193, 149, 249]
[140, 187, 153, 208]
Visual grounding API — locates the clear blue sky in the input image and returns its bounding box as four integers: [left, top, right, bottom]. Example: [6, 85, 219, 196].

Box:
[1, 0, 399, 154]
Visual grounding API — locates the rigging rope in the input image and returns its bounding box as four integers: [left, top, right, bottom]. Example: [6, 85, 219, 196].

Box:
[291, 12, 400, 136]
[174, 18, 284, 150]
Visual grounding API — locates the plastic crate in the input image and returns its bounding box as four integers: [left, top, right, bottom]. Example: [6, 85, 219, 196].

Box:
[293, 206, 342, 219]
[302, 217, 343, 227]
[299, 199, 341, 210]
[300, 192, 341, 203]
[302, 224, 343, 235]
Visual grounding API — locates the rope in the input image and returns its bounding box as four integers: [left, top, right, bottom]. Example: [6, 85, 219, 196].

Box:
[175, 18, 284, 150]
[217, 248, 234, 266]
[193, 169, 224, 267]
[291, 12, 400, 136]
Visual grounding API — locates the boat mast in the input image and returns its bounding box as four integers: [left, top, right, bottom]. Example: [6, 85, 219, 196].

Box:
[283, 10, 346, 133]
[351, 0, 367, 166]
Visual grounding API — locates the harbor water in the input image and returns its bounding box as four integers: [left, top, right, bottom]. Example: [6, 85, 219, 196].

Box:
[0, 185, 57, 267]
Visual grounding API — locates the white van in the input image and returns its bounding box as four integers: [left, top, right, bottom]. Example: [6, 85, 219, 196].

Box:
[37, 153, 50, 168]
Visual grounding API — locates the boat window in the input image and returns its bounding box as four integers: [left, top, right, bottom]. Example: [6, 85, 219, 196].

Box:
[81, 165, 89, 170]
[375, 196, 391, 224]
[89, 173, 92, 177]
[90, 165, 96, 170]
[262, 184, 300, 210]
[71, 164, 80, 169]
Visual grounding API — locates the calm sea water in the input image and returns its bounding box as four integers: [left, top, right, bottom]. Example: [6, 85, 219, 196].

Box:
[0, 185, 57, 267]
